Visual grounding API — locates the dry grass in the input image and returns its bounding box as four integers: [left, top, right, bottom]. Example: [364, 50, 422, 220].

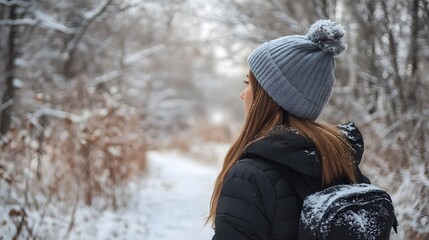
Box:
[160, 118, 234, 165]
[0, 93, 147, 239]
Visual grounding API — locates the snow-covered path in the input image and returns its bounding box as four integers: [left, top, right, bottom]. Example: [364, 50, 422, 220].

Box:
[68, 151, 217, 240]
[139, 151, 216, 239]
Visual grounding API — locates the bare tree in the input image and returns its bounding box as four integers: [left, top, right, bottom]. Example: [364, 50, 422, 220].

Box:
[0, 2, 18, 134]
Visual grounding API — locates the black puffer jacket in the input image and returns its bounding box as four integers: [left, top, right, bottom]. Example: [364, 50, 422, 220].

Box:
[212, 123, 370, 240]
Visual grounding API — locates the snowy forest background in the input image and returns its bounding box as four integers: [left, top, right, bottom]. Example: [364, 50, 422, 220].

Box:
[0, 0, 428, 239]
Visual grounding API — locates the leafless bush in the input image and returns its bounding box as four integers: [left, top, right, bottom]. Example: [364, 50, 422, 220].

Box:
[46, 95, 146, 208]
[359, 118, 429, 240]
[0, 93, 147, 239]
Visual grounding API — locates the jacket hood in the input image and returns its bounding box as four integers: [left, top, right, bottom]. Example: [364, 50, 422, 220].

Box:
[243, 122, 364, 179]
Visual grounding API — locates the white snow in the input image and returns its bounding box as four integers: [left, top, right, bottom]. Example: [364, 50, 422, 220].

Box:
[335, 208, 385, 240]
[338, 122, 357, 141]
[302, 184, 383, 225]
[300, 183, 390, 239]
[304, 150, 316, 156]
[67, 151, 216, 240]
[83, 0, 111, 20]
[34, 10, 76, 34]
[0, 18, 36, 26]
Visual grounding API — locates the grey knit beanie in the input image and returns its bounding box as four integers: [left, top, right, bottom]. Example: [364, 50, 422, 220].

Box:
[247, 19, 347, 121]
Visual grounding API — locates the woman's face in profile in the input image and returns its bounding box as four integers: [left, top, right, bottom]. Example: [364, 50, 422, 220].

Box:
[240, 70, 253, 114]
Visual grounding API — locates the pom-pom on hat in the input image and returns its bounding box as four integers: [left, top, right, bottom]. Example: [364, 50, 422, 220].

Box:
[247, 19, 347, 121]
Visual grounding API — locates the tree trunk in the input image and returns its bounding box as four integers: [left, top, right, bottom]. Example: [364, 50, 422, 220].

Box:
[408, 0, 419, 105]
[63, 0, 113, 78]
[0, 6, 17, 134]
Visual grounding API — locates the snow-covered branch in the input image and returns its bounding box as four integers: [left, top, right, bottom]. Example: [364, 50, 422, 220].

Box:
[124, 44, 165, 65]
[382, 111, 428, 137]
[417, 167, 429, 188]
[83, 0, 112, 20]
[90, 70, 120, 86]
[0, 18, 36, 26]
[0, 99, 14, 112]
[0, 0, 30, 7]
[34, 10, 76, 34]
[0, 10, 76, 34]
[65, 0, 113, 58]
[28, 108, 88, 131]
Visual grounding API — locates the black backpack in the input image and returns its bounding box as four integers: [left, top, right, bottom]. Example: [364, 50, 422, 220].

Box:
[281, 169, 398, 240]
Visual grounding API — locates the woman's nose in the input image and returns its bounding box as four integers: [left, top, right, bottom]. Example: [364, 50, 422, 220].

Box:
[240, 90, 244, 100]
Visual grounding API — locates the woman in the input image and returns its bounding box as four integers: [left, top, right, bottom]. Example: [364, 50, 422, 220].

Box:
[208, 20, 370, 239]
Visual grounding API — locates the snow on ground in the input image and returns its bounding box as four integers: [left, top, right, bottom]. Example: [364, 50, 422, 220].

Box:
[138, 151, 217, 240]
[68, 150, 218, 240]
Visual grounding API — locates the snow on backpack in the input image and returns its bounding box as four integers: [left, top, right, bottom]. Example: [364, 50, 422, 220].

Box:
[299, 184, 398, 240]
[281, 169, 398, 240]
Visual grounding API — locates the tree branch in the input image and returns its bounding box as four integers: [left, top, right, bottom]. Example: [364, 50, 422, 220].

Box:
[0, 99, 14, 112]
[63, 0, 113, 77]
[0, 18, 36, 26]
[66, 0, 113, 53]
[33, 10, 76, 34]
[0, 10, 77, 34]
[0, 0, 30, 7]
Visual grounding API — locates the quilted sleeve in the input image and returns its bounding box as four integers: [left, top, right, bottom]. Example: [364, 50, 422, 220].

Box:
[212, 160, 276, 240]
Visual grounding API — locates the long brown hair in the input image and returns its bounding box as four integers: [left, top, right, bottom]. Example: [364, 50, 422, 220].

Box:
[207, 71, 356, 226]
